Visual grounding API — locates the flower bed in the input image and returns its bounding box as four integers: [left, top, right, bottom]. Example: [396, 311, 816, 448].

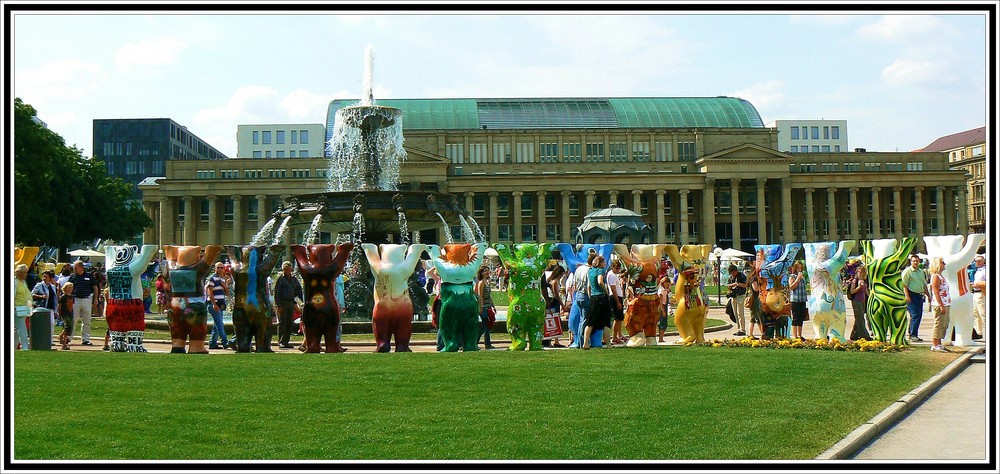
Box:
[694, 336, 907, 352]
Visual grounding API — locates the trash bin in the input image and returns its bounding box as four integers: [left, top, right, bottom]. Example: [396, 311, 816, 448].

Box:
[29, 308, 52, 351]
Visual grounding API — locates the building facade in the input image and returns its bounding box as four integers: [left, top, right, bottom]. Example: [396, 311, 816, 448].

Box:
[766, 119, 849, 154]
[918, 127, 986, 234]
[94, 118, 227, 199]
[140, 98, 969, 254]
[236, 123, 327, 158]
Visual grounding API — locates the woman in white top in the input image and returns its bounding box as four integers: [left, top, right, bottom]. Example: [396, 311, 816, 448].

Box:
[929, 256, 952, 353]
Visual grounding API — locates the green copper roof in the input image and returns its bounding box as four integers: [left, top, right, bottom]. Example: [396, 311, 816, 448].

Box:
[326, 97, 764, 134]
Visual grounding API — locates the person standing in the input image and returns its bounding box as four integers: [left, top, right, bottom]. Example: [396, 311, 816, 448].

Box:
[607, 259, 626, 344]
[540, 263, 567, 348]
[928, 257, 952, 352]
[901, 254, 930, 342]
[273, 261, 303, 349]
[67, 260, 99, 346]
[584, 255, 612, 349]
[971, 255, 986, 341]
[32, 270, 59, 346]
[13, 264, 34, 350]
[848, 265, 872, 341]
[58, 283, 75, 350]
[788, 261, 808, 341]
[727, 264, 748, 337]
[566, 252, 594, 348]
[475, 266, 496, 349]
[155, 273, 170, 315]
[205, 262, 230, 350]
[656, 267, 674, 343]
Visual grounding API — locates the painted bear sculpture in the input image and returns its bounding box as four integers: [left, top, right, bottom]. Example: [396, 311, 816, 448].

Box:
[427, 243, 485, 352]
[291, 243, 354, 354]
[753, 243, 801, 339]
[614, 244, 667, 347]
[803, 240, 855, 342]
[494, 243, 552, 351]
[860, 238, 917, 345]
[922, 234, 986, 347]
[363, 243, 427, 353]
[555, 243, 614, 348]
[104, 244, 158, 352]
[228, 244, 285, 353]
[162, 245, 223, 354]
[663, 244, 714, 344]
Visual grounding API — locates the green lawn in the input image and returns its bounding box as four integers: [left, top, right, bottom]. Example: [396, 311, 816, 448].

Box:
[13, 346, 956, 460]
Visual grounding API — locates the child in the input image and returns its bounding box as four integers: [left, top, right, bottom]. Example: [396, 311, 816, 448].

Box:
[58, 282, 75, 350]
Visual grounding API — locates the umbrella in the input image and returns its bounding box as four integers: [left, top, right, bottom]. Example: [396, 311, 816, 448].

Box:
[484, 248, 499, 257]
[721, 248, 753, 259]
[68, 249, 106, 257]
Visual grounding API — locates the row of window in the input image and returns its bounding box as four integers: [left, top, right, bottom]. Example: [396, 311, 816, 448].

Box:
[251, 129, 310, 145]
[790, 145, 840, 153]
[196, 169, 331, 179]
[795, 218, 943, 236]
[792, 162, 924, 172]
[107, 160, 165, 176]
[789, 125, 841, 140]
[251, 150, 312, 158]
[446, 141, 696, 164]
[949, 145, 986, 162]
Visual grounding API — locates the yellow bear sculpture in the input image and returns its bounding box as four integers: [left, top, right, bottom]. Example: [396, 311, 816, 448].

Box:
[663, 244, 714, 344]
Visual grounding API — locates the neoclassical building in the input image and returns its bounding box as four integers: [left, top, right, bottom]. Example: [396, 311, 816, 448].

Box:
[919, 126, 987, 234]
[139, 97, 970, 254]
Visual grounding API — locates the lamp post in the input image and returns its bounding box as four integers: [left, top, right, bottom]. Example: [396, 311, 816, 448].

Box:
[717, 254, 723, 305]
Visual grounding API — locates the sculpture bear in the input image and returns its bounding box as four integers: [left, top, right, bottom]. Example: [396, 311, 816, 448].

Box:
[494, 243, 552, 351]
[104, 244, 158, 352]
[162, 245, 223, 354]
[860, 238, 917, 345]
[427, 243, 485, 352]
[921, 234, 986, 347]
[228, 244, 285, 353]
[803, 240, 854, 342]
[363, 243, 427, 352]
[663, 244, 713, 344]
[613, 244, 666, 347]
[291, 243, 354, 353]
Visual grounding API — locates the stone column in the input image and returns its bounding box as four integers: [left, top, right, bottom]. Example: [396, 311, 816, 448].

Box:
[655, 190, 666, 242]
[143, 202, 156, 244]
[183, 195, 196, 245]
[159, 197, 174, 246]
[679, 190, 690, 245]
[956, 185, 969, 234]
[537, 191, 547, 243]
[849, 187, 859, 240]
[488, 191, 499, 242]
[232, 195, 243, 245]
[609, 190, 619, 208]
[935, 186, 945, 235]
[464, 192, 475, 216]
[207, 195, 219, 245]
[893, 186, 903, 239]
[780, 178, 793, 243]
[826, 187, 838, 240]
[560, 191, 572, 244]
[913, 186, 924, 245]
[584, 190, 595, 215]
[632, 189, 643, 214]
[805, 188, 815, 242]
[512, 191, 523, 242]
[871, 187, 882, 239]
[255, 194, 268, 234]
[756, 177, 767, 245]
[702, 178, 716, 244]
[730, 179, 741, 250]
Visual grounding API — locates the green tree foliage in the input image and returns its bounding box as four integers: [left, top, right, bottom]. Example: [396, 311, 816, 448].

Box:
[14, 98, 151, 249]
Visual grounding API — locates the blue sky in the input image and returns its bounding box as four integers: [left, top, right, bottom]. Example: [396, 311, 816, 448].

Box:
[11, 9, 990, 158]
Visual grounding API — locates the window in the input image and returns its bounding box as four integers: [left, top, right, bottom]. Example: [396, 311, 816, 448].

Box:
[315, 169, 329, 179]
[107, 161, 114, 174]
[497, 224, 511, 241]
[177, 199, 185, 222]
[677, 141, 696, 161]
[906, 162, 924, 171]
[265, 151, 272, 158]
[885, 162, 903, 171]
[545, 194, 557, 217]
[221, 169, 239, 179]
[276, 130, 285, 144]
[791, 146, 798, 153]
[268, 169, 286, 178]
[569, 194, 580, 217]
[688, 222, 698, 239]
[823, 126, 829, 139]
[289, 151, 296, 158]
[663, 222, 676, 240]
[253, 151, 262, 159]
[200, 199, 210, 222]
[821, 163, 838, 172]
[811, 126, 819, 139]
[299, 130, 309, 144]
[639, 193, 649, 215]
[834, 145, 840, 152]
[546, 224, 560, 241]
[800, 163, 818, 172]
[844, 162, 860, 172]
[474, 195, 487, 218]
[741, 189, 756, 214]
[292, 169, 310, 178]
[800, 147, 809, 154]
[262, 131, 271, 145]
[609, 142, 628, 162]
[276, 151, 285, 158]
[521, 194, 533, 218]
[445, 143, 464, 163]
[469, 143, 486, 163]
[831, 126, 840, 139]
[663, 193, 672, 214]
[291, 130, 298, 144]
[521, 225, 537, 242]
[654, 141, 671, 162]
[811, 146, 820, 152]
[718, 190, 731, 214]
[563, 143, 581, 162]
[299, 150, 308, 157]
[972, 145, 985, 157]
[497, 195, 509, 217]
[492, 142, 511, 164]
[790, 127, 799, 140]
[245, 169, 263, 179]
[247, 199, 258, 221]
[516, 143, 535, 163]
[632, 142, 650, 162]
[821, 145, 831, 152]
[586, 143, 605, 162]
[253, 131, 259, 144]
[864, 162, 881, 172]
[224, 198, 234, 222]
[196, 169, 216, 179]
[540, 143, 559, 163]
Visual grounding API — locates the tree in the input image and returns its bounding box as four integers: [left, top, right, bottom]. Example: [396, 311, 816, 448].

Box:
[14, 98, 151, 254]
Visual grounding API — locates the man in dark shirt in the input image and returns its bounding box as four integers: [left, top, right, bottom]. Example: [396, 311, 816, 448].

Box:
[273, 261, 303, 349]
[67, 260, 99, 345]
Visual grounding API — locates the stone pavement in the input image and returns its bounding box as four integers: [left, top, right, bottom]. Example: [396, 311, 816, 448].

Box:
[44, 299, 991, 462]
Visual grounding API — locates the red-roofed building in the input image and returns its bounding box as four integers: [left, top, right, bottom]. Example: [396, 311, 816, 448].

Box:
[918, 127, 986, 234]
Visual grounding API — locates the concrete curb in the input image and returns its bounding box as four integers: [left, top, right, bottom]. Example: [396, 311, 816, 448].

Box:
[815, 346, 985, 460]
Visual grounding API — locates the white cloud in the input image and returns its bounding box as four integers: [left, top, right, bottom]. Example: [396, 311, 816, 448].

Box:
[16, 58, 106, 103]
[881, 57, 958, 87]
[789, 14, 865, 26]
[856, 15, 947, 43]
[730, 80, 787, 118]
[115, 37, 187, 72]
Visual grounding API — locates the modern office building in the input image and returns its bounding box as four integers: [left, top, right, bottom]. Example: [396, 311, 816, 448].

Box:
[139, 97, 968, 253]
[767, 119, 849, 154]
[918, 127, 987, 234]
[236, 124, 327, 158]
[94, 118, 227, 199]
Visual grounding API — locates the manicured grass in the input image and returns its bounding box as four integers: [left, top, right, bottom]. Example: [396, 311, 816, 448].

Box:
[13, 346, 956, 460]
